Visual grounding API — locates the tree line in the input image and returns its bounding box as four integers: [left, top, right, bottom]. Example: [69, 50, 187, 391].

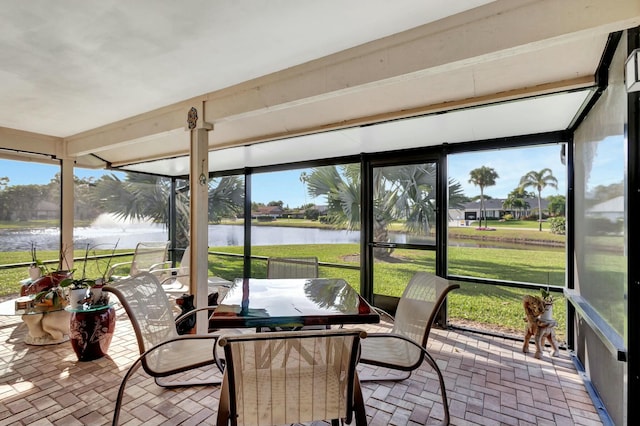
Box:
[467, 166, 563, 231]
[1, 164, 574, 255]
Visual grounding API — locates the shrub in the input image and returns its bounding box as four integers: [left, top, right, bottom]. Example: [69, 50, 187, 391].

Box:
[256, 215, 275, 222]
[549, 216, 566, 235]
[305, 209, 320, 220]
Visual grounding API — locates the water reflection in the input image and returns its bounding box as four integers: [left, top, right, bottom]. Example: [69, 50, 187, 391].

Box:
[0, 218, 563, 252]
[303, 278, 358, 312]
[0, 223, 361, 251]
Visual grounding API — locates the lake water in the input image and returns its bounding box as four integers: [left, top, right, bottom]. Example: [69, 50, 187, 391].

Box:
[0, 214, 562, 252]
[0, 214, 362, 252]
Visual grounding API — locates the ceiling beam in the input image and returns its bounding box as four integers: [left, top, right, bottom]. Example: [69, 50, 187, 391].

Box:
[0, 127, 63, 159]
[202, 0, 639, 122]
[65, 101, 194, 157]
[64, 0, 640, 160]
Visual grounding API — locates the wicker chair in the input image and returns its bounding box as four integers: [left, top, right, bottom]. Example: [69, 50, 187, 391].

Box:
[266, 256, 319, 279]
[358, 272, 459, 426]
[105, 241, 171, 281]
[216, 329, 367, 426]
[103, 272, 224, 426]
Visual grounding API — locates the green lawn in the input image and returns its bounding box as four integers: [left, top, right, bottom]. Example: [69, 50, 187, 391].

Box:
[206, 243, 568, 339]
[0, 219, 585, 340]
[447, 226, 566, 245]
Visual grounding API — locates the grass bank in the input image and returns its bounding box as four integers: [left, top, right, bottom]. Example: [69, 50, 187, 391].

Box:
[1, 242, 570, 338]
[206, 243, 567, 339]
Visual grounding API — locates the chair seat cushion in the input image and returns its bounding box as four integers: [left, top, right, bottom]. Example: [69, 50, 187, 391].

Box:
[144, 337, 218, 376]
[359, 335, 423, 370]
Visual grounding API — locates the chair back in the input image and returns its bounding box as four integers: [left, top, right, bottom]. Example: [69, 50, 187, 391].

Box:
[105, 272, 178, 354]
[130, 241, 170, 276]
[176, 246, 190, 277]
[266, 257, 319, 279]
[393, 272, 460, 347]
[218, 329, 366, 426]
[170, 246, 191, 288]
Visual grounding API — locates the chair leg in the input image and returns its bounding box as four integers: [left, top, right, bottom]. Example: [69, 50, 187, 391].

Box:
[216, 375, 231, 426]
[353, 376, 368, 426]
[421, 349, 450, 426]
[112, 359, 144, 426]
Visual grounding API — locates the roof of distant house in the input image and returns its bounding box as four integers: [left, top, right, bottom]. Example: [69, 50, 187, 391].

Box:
[461, 198, 548, 210]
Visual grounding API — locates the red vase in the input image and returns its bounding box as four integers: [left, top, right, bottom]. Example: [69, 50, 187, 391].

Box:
[69, 305, 116, 361]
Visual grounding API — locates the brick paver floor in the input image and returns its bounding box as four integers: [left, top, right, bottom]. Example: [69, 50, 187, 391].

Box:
[0, 302, 603, 425]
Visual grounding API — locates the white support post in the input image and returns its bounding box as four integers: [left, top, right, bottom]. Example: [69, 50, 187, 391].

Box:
[187, 105, 212, 334]
[60, 158, 75, 272]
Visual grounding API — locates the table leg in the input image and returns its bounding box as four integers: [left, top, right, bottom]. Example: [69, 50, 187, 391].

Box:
[21, 311, 70, 345]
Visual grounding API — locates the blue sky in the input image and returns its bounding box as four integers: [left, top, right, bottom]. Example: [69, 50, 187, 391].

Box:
[448, 145, 567, 199]
[1, 141, 622, 207]
[0, 160, 319, 207]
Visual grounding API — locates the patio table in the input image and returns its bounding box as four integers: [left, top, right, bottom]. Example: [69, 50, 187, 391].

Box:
[209, 278, 379, 329]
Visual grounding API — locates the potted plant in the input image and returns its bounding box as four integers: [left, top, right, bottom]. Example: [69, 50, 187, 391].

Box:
[60, 242, 117, 309]
[32, 285, 67, 309]
[60, 277, 96, 309]
[28, 242, 44, 280]
[21, 244, 73, 298]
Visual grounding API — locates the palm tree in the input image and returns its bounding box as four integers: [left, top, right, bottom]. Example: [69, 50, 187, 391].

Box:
[546, 194, 566, 217]
[519, 168, 558, 231]
[93, 172, 244, 247]
[207, 176, 245, 223]
[468, 166, 499, 229]
[503, 187, 533, 219]
[299, 171, 308, 205]
[304, 164, 464, 259]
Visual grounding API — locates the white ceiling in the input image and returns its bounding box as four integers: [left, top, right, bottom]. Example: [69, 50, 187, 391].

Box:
[0, 0, 492, 137]
[123, 90, 592, 175]
[1, 0, 639, 175]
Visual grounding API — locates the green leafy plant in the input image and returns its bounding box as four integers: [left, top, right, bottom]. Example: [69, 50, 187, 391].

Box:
[29, 242, 49, 275]
[33, 286, 65, 308]
[549, 216, 566, 235]
[59, 243, 102, 290]
[540, 287, 553, 303]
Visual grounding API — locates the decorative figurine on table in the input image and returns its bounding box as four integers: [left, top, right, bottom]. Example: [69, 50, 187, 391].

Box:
[522, 288, 560, 359]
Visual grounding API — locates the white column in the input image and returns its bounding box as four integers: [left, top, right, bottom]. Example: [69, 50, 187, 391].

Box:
[60, 158, 74, 271]
[187, 105, 212, 334]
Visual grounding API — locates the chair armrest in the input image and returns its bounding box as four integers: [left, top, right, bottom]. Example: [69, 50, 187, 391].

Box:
[362, 333, 450, 426]
[367, 332, 445, 378]
[106, 261, 133, 280]
[111, 333, 224, 426]
[174, 305, 219, 325]
[149, 261, 172, 272]
[371, 306, 395, 323]
[154, 267, 182, 284]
